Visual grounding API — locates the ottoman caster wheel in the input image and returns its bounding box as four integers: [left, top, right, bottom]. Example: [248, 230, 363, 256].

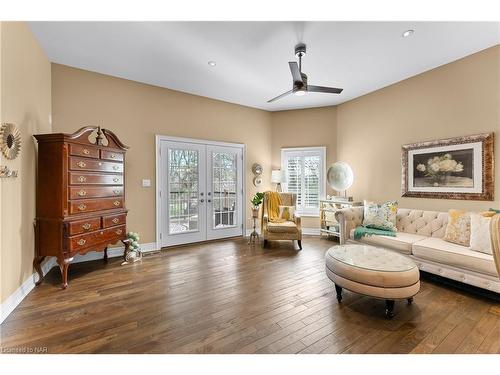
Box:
[385, 300, 395, 319]
[334, 284, 342, 303]
[407, 297, 414, 305]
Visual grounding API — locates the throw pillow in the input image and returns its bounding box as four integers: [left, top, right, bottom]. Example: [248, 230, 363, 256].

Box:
[278, 205, 295, 221]
[489, 208, 500, 214]
[362, 200, 398, 231]
[444, 209, 471, 246]
[470, 213, 492, 255]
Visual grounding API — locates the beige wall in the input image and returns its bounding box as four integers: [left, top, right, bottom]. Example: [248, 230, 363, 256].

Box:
[1, 22, 52, 303]
[270, 106, 337, 228]
[336, 45, 500, 212]
[51, 64, 273, 244]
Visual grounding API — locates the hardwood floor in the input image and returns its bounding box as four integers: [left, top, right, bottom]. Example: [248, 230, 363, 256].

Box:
[1, 236, 499, 354]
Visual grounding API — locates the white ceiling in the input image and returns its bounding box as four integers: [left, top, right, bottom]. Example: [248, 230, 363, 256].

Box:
[29, 22, 500, 111]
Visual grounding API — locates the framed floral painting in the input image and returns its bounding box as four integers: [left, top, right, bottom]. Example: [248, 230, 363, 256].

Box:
[401, 133, 494, 200]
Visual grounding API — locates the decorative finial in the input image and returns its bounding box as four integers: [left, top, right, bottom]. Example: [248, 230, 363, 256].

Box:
[95, 126, 103, 145]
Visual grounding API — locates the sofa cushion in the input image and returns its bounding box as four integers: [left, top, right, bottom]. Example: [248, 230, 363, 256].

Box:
[267, 221, 298, 233]
[362, 200, 398, 231]
[396, 209, 448, 238]
[412, 237, 497, 277]
[349, 229, 427, 255]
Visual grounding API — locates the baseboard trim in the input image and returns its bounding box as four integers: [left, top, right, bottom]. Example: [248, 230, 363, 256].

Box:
[302, 228, 320, 236]
[0, 257, 56, 324]
[245, 228, 320, 237]
[71, 242, 158, 263]
[0, 242, 157, 325]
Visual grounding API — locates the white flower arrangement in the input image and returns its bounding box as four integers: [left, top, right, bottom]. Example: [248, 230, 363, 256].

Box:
[416, 153, 464, 186]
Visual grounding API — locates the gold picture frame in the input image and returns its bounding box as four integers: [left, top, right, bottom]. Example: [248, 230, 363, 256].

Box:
[401, 133, 494, 201]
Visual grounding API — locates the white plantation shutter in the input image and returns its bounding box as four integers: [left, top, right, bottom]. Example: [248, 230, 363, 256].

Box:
[282, 147, 326, 215]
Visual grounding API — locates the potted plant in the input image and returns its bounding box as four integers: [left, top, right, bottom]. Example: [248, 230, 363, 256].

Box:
[124, 231, 142, 263]
[250, 192, 264, 218]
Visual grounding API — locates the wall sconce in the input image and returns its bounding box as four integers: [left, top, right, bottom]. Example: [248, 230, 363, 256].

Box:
[0, 165, 18, 178]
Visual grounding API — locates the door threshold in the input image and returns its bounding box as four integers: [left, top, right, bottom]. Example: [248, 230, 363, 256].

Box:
[160, 235, 244, 250]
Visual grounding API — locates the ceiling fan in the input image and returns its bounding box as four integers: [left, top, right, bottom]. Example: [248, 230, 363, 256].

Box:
[268, 43, 343, 103]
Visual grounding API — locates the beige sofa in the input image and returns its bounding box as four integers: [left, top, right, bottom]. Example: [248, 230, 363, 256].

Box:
[335, 207, 500, 293]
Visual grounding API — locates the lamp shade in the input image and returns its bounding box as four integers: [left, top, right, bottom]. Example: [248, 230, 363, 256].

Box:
[271, 170, 286, 183]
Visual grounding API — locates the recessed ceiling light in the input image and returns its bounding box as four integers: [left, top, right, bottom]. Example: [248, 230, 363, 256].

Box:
[208, 61, 216, 67]
[402, 29, 414, 38]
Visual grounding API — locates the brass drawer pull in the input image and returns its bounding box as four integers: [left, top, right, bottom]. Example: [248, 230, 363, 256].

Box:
[78, 204, 87, 211]
[113, 200, 121, 207]
[77, 239, 86, 246]
[112, 217, 120, 224]
[113, 177, 120, 183]
[78, 176, 87, 183]
[116, 229, 123, 235]
[110, 153, 116, 159]
[113, 189, 120, 195]
[77, 189, 87, 197]
[77, 161, 86, 168]
[82, 148, 90, 155]
[112, 165, 120, 171]
[82, 223, 91, 230]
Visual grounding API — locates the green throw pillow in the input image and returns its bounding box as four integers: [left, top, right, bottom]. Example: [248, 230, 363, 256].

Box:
[490, 208, 500, 214]
[362, 200, 398, 232]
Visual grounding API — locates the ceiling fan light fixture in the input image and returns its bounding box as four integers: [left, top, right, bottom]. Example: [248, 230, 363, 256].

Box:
[294, 89, 306, 96]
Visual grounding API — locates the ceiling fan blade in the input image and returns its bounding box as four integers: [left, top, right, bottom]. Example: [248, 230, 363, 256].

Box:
[288, 62, 303, 84]
[267, 89, 293, 103]
[307, 85, 343, 94]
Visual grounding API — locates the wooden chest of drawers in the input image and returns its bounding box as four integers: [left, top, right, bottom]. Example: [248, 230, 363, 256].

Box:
[33, 126, 129, 288]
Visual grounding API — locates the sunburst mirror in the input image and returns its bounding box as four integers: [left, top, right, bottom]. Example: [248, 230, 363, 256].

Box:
[0, 123, 22, 160]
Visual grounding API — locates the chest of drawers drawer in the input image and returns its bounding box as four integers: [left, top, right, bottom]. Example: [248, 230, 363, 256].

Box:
[103, 213, 127, 228]
[69, 197, 124, 214]
[68, 217, 101, 235]
[69, 225, 126, 252]
[69, 143, 100, 159]
[69, 172, 123, 185]
[69, 186, 123, 199]
[69, 156, 123, 173]
[101, 150, 124, 161]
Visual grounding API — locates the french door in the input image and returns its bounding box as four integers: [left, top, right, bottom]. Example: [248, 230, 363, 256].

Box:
[158, 138, 243, 247]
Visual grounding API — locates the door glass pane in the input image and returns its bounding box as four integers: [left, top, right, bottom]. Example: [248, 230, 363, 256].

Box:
[212, 151, 237, 229]
[169, 148, 199, 234]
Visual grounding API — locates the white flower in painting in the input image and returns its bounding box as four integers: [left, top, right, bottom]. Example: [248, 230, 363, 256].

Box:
[430, 163, 440, 172]
[443, 153, 452, 160]
[416, 164, 426, 172]
[454, 162, 464, 172]
[428, 156, 441, 165]
[438, 159, 458, 172]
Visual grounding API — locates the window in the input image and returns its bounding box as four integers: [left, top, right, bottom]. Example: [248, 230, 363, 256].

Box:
[281, 147, 326, 216]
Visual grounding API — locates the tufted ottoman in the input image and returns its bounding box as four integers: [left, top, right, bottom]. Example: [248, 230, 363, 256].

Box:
[325, 244, 420, 318]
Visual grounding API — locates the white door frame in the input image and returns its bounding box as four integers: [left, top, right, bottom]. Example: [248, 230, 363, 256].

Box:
[155, 135, 246, 248]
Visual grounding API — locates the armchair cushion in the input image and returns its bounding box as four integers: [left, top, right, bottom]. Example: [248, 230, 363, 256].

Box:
[267, 221, 299, 234]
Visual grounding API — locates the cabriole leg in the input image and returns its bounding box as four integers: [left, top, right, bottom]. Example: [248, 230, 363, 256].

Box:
[57, 257, 70, 289]
[33, 256, 46, 286]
